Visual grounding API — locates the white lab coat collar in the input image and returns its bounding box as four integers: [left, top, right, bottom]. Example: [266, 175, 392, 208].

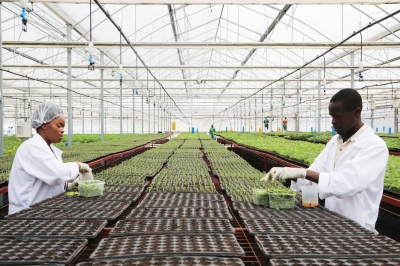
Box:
[33, 133, 63, 159]
[327, 125, 374, 170]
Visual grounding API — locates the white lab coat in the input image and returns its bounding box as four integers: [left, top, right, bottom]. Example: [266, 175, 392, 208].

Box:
[8, 133, 79, 214]
[292, 125, 388, 232]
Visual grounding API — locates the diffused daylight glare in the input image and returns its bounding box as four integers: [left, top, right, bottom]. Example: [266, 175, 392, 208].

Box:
[1, 1, 400, 140]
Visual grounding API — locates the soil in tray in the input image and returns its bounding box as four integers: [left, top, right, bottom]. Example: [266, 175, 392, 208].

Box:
[90, 234, 245, 260]
[5, 208, 123, 220]
[109, 219, 235, 236]
[137, 198, 228, 209]
[126, 207, 233, 220]
[0, 220, 107, 238]
[76, 256, 244, 266]
[31, 197, 130, 211]
[145, 192, 223, 201]
[269, 258, 400, 266]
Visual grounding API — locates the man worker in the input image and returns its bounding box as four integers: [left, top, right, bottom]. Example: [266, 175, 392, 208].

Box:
[263, 117, 269, 131]
[209, 125, 216, 140]
[283, 117, 288, 131]
[261, 89, 388, 232]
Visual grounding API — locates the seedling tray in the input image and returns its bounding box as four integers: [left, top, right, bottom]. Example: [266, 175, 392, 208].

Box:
[110, 219, 234, 236]
[244, 219, 373, 236]
[104, 185, 145, 194]
[233, 201, 328, 211]
[126, 207, 233, 220]
[238, 209, 346, 220]
[255, 235, 400, 258]
[31, 197, 130, 211]
[6, 208, 124, 220]
[60, 192, 140, 202]
[90, 234, 245, 260]
[0, 238, 87, 265]
[77, 256, 244, 265]
[146, 192, 223, 201]
[269, 258, 400, 266]
[137, 199, 228, 209]
[0, 220, 107, 239]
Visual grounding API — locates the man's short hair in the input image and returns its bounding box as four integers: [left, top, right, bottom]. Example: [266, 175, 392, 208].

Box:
[330, 89, 363, 112]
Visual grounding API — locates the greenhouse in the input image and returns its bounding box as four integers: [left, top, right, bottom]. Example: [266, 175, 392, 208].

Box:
[0, 0, 400, 265]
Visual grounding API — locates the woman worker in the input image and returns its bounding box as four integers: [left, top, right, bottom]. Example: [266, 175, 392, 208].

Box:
[8, 102, 92, 214]
[261, 89, 388, 232]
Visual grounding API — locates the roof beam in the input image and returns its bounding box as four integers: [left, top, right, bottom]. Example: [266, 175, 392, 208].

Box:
[3, 40, 400, 49]
[3, 0, 399, 4]
[4, 64, 400, 70]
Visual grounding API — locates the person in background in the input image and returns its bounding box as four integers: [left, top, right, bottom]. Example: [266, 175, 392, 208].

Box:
[261, 89, 388, 232]
[283, 117, 288, 131]
[209, 125, 216, 140]
[263, 117, 269, 132]
[8, 102, 92, 215]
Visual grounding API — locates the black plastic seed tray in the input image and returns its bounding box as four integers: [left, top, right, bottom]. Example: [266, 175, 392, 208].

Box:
[137, 198, 228, 209]
[77, 256, 244, 265]
[233, 201, 328, 211]
[104, 185, 145, 194]
[31, 197, 130, 211]
[126, 207, 233, 220]
[255, 235, 400, 259]
[244, 219, 373, 236]
[110, 219, 234, 236]
[146, 192, 223, 201]
[0, 238, 87, 265]
[269, 258, 400, 266]
[59, 192, 140, 202]
[6, 208, 124, 220]
[90, 234, 244, 260]
[238, 209, 346, 220]
[0, 220, 107, 239]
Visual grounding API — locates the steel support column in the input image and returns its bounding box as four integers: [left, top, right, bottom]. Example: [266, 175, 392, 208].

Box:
[0, 4, 3, 157]
[120, 83, 122, 139]
[141, 96, 144, 134]
[100, 52, 105, 141]
[395, 108, 398, 133]
[148, 97, 150, 134]
[296, 87, 300, 132]
[133, 90, 135, 135]
[318, 70, 321, 132]
[351, 52, 355, 89]
[67, 24, 73, 146]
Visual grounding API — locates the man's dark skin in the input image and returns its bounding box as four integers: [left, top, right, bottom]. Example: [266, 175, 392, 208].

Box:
[305, 101, 364, 184]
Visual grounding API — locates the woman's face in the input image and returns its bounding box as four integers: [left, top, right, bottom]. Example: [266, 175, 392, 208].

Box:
[40, 116, 65, 144]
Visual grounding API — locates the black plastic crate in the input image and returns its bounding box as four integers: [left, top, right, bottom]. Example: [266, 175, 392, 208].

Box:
[110, 219, 234, 236]
[244, 219, 373, 236]
[137, 199, 228, 209]
[90, 235, 245, 260]
[77, 256, 244, 265]
[233, 201, 328, 211]
[59, 192, 140, 202]
[6, 208, 123, 220]
[0, 220, 107, 239]
[238, 209, 346, 220]
[146, 192, 223, 201]
[255, 235, 400, 258]
[0, 238, 87, 265]
[269, 258, 400, 266]
[31, 197, 130, 211]
[126, 207, 233, 220]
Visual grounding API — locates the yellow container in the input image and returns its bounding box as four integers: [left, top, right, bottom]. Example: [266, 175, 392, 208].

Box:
[8, 150, 12, 156]
[172, 121, 176, 131]
[277, 127, 281, 132]
[258, 127, 262, 136]
[251, 125, 253, 129]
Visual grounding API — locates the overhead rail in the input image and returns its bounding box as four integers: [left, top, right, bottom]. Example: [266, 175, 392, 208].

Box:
[3, 41, 400, 49]
[4, 78, 400, 82]
[2, 0, 399, 4]
[4, 64, 400, 70]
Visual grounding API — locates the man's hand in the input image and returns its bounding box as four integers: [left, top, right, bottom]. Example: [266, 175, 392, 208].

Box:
[261, 167, 306, 183]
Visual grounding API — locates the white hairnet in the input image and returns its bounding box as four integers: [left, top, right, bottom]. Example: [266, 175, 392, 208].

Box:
[31, 102, 64, 129]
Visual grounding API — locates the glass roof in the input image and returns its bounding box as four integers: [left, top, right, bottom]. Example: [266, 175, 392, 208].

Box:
[2, 3, 400, 128]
